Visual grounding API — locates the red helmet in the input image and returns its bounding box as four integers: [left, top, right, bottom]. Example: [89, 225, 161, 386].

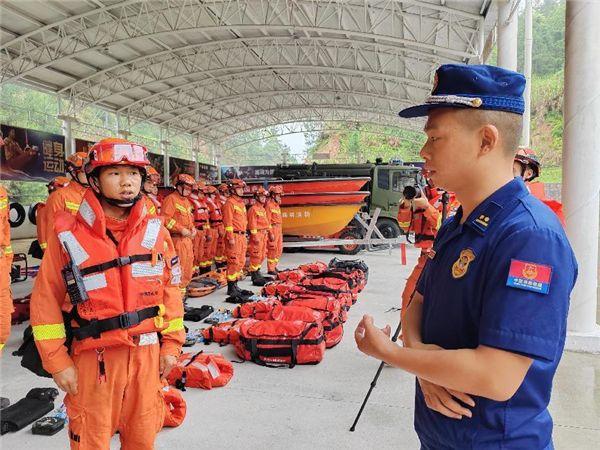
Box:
[228, 179, 246, 190]
[146, 166, 161, 184]
[175, 173, 196, 187]
[254, 187, 268, 198]
[66, 152, 88, 170]
[203, 185, 217, 195]
[268, 185, 284, 195]
[515, 147, 541, 180]
[47, 176, 70, 191]
[85, 138, 149, 175]
[217, 183, 229, 193]
[194, 180, 206, 192]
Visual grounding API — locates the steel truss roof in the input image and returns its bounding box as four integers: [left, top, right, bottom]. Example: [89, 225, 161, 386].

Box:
[0, 0, 496, 148]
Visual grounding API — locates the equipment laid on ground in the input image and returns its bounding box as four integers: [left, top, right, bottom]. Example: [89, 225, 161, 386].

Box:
[183, 305, 214, 322]
[31, 404, 67, 436]
[0, 388, 57, 435]
[162, 384, 187, 428]
[11, 294, 31, 324]
[167, 351, 234, 391]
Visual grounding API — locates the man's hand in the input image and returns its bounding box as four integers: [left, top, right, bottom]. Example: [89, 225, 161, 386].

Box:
[191, 228, 198, 237]
[354, 315, 392, 360]
[250, 234, 259, 244]
[160, 354, 178, 380]
[180, 228, 191, 237]
[268, 232, 275, 242]
[205, 233, 212, 242]
[412, 197, 429, 210]
[227, 236, 235, 247]
[53, 365, 78, 395]
[418, 378, 475, 419]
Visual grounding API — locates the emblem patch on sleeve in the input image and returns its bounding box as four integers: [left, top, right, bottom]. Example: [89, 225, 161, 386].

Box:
[506, 259, 552, 294]
[451, 248, 475, 279]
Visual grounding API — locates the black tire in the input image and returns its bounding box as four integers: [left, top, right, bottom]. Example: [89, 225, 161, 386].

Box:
[376, 218, 401, 239]
[338, 229, 363, 255]
[9, 202, 26, 228]
[28, 203, 43, 225]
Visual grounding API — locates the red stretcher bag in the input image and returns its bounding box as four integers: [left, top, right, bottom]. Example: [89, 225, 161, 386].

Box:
[235, 320, 325, 367]
[232, 299, 282, 320]
[167, 351, 234, 390]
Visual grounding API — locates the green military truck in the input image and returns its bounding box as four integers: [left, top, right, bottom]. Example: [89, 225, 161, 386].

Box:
[272, 160, 425, 248]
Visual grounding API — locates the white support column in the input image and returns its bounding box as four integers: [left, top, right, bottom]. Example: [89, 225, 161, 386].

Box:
[496, 0, 518, 71]
[160, 128, 170, 185]
[521, 0, 533, 146]
[563, 0, 600, 352]
[193, 136, 200, 179]
[58, 115, 77, 157]
[116, 112, 131, 139]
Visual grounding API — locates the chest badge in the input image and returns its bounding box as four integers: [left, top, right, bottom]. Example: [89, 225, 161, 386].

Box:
[451, 248, 475, 279]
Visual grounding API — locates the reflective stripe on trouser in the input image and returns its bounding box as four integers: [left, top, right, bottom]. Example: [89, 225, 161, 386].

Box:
[202, 228, 218, 268]
[64, 339, 164, 450]
[0, 256, 13, 347]
[248, 230, 268, 272]
[193, 229, 207, 268]
[226, 233, 247, 281]
[400, 251, 428, 322]
[172, 236, 194, 288]
[266, 225, 283, 272]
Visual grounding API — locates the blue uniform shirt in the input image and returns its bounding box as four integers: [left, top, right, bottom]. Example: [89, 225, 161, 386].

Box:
[415, 177, 577, 449]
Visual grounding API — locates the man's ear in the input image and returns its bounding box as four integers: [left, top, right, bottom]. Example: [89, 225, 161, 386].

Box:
[479, 124, 500, 156]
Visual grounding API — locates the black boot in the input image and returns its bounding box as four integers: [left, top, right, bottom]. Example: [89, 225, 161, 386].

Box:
[250, 270, 267, 287]
[227, 281, 239, 296]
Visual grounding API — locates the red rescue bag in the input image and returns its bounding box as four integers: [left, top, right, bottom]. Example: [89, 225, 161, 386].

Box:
[235, 320, 326, 367]
[201, 319, 253, 345]
[162, 382, 187, 427]
[298, 261, 328, 274]
[167, 351, 234, 390]
[261, 281, 296, 297]
[276, 269, 306, 283]
[283, 297, 344, 348]
[232, 299, 282, 320]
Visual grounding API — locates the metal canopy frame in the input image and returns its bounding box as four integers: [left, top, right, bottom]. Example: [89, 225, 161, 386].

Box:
[0, 0, 496, 149]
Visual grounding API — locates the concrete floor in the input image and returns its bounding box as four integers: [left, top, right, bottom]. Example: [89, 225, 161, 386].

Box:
[1, 246, 599, 449]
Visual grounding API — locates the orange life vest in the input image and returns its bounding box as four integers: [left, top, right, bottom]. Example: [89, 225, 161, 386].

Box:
[54, 190, 174, 354]
[206, 197, 223, 224]
[190, 195, 210, 230]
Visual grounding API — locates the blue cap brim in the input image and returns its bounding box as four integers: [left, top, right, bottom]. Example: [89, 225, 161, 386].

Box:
[398, 103, 469, 118]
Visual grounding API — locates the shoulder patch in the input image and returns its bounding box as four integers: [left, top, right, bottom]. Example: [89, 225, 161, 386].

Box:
[506, 259, 552, 294]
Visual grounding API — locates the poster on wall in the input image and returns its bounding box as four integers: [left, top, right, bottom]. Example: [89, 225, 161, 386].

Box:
[198, 163, 218, 182]
[168, 156, 195, 186]
[74, 138, 96, 154]
[220, 165, 276, 181]
[0, 124, 65, 182]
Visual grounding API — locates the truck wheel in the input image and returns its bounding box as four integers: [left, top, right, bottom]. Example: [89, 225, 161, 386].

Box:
[376, 218, 401, 239]
[9, 202, 26, 228]
[338, 229, 363, 255]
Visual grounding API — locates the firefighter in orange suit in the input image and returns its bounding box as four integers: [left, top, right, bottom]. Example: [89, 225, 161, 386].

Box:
[397, 183, 443, 322]
[36, 176, 71, 255]
[0, 184, 13, 352]
[162, 174, 196, 294]
[513, 147, 565, 226]
[247, 187, 271, 286]
[204, 185, 224, 270]
[30, 138, 184, 449]
[216, 184, 230, 268]
[190, 182, 212, 275]
[142, 165, 162, 216]
[222, 179, 248, 295]
[44, 152, 89, 253]
[266, 185, 284, 275]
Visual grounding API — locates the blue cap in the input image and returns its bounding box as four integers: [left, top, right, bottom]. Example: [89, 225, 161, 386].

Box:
[399, 64, 526, 118]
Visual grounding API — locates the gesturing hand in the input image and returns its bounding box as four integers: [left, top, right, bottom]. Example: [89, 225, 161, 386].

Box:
[418, 378, 475, 419]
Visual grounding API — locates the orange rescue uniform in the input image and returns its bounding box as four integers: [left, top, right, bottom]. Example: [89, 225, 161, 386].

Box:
[223, 196, 247, 281]
[44, 181, 87, 249]
[206, 196, 224, 267]
[265, 199, 283, 273]
[397, 189, 442, 320]
[247, 202, 270, 272]
[161, 191, 195, 291]
[31, 191, 184, 449]
[143, 193, 161, 216]
[0, 185, 13, 351]
[190, 194, 211, 272]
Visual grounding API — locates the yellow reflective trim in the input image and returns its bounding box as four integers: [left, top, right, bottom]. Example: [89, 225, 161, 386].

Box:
[40, 242, 48, 249]
[0, 343, 4, 351]
[149, 206, 156, 215]
[233, 205, 243, 213]
[4, 245, 13, 255]
[398, 221, 410, 228]
[33, 323, 66, 341]
[203, 224, 210, 230]
[227, 273, 237, 281]
[65, 201, 80, 212]
[224, 226, 234, 232]
[271, 208, 281, 214]
[175, 203, 188, 213]
[162, 317, 185, 334]
[166, 219, 176, 230]
[250, 229, 257, 234]
[256, 211, 265, 216]
[157, 304, 166, 316]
